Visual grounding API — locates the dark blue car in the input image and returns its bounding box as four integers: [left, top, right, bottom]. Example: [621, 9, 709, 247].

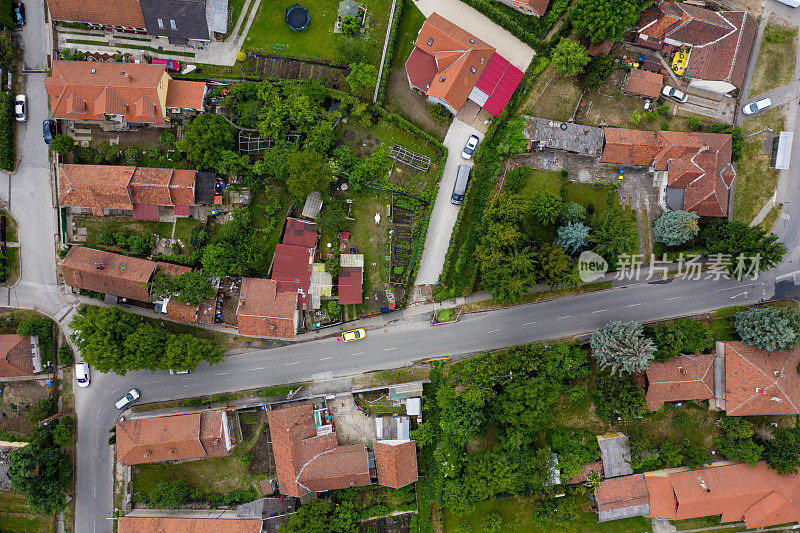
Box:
[42, 120, 56, 144]
[12, 2, 24, 27]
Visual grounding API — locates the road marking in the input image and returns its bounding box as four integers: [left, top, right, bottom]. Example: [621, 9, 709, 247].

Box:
[213, 372, 228, 376]
[592, 309, 607, 314]
[731, 291, 748, 299]
[320, 356, 334, 361]
[251, 367, 265, 371]
[486, 329, 501, 333]
[557, 316, 571, 320]
[352, 352, 364, 356]
[714, 283, 759, 292]
[384, 347, 397, 351]
[627, 303, 642, 307]
[665, 296, 682, 301]
[144, 381, 157, 384]
[523, 321, 536, 326]
[286, 361, 301, 366]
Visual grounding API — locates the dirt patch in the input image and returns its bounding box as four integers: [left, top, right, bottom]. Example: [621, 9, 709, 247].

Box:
[328, 395, 377, 446]
[385, 67, 448, 141]
[525, 64, 584, 122]
[721, 0, 763, 18]
[0, 380, 53, 436]
[217, 277, 240, 327]
[361, 513, 413, 533]
[247, 425, 275, 475]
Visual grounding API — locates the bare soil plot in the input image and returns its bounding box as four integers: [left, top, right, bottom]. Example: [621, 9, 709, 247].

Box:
[525, 64, 583, 122]
[0, 379, 52, 436]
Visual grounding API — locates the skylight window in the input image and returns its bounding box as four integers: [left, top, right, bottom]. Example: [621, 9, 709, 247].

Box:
[439, 77, 445, 82]
[170, 20, 177, 29]
[157, 18, 164, 28]
[427, 38, 433, 46]
[470, 67, 476, 73]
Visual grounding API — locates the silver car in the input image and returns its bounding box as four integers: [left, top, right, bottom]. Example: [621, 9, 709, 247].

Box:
[115, 388, 140, 410]
[742, 97, 772, 115]
[461, 135, 479, 159]
[661, 85, 688, 103]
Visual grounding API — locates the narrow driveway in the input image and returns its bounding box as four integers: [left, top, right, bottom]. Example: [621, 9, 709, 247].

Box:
[412, 0, 535, 70]
[415, 119, 481, 285]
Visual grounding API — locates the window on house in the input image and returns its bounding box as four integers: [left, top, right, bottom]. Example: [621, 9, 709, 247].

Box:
[439, 77, 445, 82]
[157, 18, 164, 28]
[469, 39, 475, 43]
[427, 38, 433, 46]
[470, 67, 476, 73]
[170, 20, 177, 29]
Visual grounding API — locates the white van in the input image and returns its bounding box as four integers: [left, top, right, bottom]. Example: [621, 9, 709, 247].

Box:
[451, 165, 471, 205]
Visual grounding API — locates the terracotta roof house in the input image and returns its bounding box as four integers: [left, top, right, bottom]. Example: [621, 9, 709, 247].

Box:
[47, 0, 147, 32]
[118, 516, 263, 533]
[267, 404, 371, 498]
[645, 354, 716, 411]
[116, 409, 232, 465]
[61, 245, 156, 302]
[496, 0, 551, 17]
[722, 342, 800, 416]
[645, 462, 800, 529]
[271, 219, 318, 311]
[44, 61, 206, 127]
[0, 335, 39, 378]
[587, 41, 614, 57]
[601, 128, 735, 217]
[236, 278, 299, 339]
[405, 13, 523, 117]
[632, 1, 757, 93]
[58, 164, 197, 219]
[374, 440, 418, 489]
[624, 69, 664, 98]
[596, 474, 650, 522]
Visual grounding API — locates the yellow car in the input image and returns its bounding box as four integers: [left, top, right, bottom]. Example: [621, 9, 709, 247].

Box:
[341, 328, 366, 342]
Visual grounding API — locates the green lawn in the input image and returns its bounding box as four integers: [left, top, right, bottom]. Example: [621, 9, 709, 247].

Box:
[72, 216, 173, 247]
[520, 169, 562, 197]
[748, 22, 798, 98]
[392, 2, 426, 68]
[243, 0, 392, 65]
[228, 0, 248, 34]
[133, 453, 258, 497]
[443, 493, 653, 533]
[349, 190, 392, 312]
[5, 246, 19, 284]
[173, 218, 201, 246]
[0, 491, 54, 533]
[247, 187, 295, 276]
[565, 183, 619, 216]
[3, 209, 18, 242]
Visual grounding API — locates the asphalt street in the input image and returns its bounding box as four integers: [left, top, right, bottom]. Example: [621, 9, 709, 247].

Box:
[0, 1, 797, 532]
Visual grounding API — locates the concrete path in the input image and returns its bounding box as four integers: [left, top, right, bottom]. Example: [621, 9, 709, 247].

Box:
[415, 119, 482, 285]
[412, 0, 535, 70]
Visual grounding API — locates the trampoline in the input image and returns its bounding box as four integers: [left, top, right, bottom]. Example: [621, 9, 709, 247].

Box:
[286, 4, 310, 31]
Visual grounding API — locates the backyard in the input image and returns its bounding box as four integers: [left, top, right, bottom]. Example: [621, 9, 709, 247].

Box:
[243, 0, 392, 65]
[0, 491, 55, 533]
[733, 106, 785, 224]
[748, 20, 798, 98]
[71, 216, 173, 248]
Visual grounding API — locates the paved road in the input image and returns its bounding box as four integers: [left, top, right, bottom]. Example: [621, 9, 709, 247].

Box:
[415, 119, 481, 285]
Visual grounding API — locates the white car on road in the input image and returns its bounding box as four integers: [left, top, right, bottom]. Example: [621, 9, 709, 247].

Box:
[742, 97, 772, 116]
[115, 388, 140, 410]
[75, 362, 90, 388]
[14, 94, 25, 122]
[661, 86, 688, 103]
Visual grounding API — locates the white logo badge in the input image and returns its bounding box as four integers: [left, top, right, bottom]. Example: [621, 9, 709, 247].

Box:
[578, 251, 608, 283]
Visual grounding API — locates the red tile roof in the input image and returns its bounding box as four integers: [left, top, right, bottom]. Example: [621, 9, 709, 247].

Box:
[601, 129, 734, 217]
[596, 474, 649, 513]
[724, 342, 800, 416]
[165, 80, 207, 110]
[267, 404, 371, 498]
[282, 218, 318, 248]
[61, 245, 155, 301]
[587, 41, 614, 57]
[338, 266, 363, 305]
[47, 0, 146, 28]
[273, 244, 314, 311]
[45, 62, 205, 124]
[236, 278, 297, 338]
[645, 354, 715, 411]
[513, 0, 551, 16]
[0, 335, 34, 378]
[645, 462, 800, 528]
[166, 298, 199, 324]
[116, 409, 230, 465]
[634, 1, 756, 88]
[374, 440, 418, 488]
[624, 69, 664, 98]
[405, 13, 495, 112]
[156, 262, 192, 278]
[58, 164, 196, 211]
[118, 517, 262, 533]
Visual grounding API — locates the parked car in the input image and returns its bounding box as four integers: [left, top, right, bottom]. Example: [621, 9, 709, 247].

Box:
[775, 0, 799, 7]
[742, 97, 772, 116]
[115, 388, 140, 410]
[12, 2, 24, 26]
[451, 165, 471, 205]
[341, 328, 366, 342]
[75, 362, 90, 388]
[42, 120, 56, 144]
[461, 135, 479, 159]
[661, 85, 688, 103]
[14, 95, 25, 122]
[152, 58, 180, 72]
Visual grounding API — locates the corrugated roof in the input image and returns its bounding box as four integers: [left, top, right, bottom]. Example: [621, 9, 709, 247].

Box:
[338, 266, 363, 305]
[473, 53, 524, 117]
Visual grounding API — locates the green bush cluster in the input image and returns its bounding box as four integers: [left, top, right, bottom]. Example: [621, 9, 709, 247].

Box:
[18, 317, 54, 365]
[96, 230, 154, 256]
[458, 0, 549, 47]
[0, 92, 14, 171]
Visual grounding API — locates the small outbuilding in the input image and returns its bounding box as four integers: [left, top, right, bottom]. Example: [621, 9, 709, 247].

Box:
[624, 69, 664, 99]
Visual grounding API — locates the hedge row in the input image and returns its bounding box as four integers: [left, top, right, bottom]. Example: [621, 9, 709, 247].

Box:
[376, 0, 405, 106]
[0, 92, 14, 171]
[439, 55, 549, 294]
[459, 0, 546, 47]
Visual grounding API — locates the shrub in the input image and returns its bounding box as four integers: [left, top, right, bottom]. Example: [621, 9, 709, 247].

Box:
[327, 300, 341, 316]
[685, 116, 703, 131]
[340, 15, 361, 35]
[0, 92, 14, 170]
[658, 104, 670, 116]
[429, 104, 452, 124]
[58, 344, 74, 366]
[583, 54, 615, 91]
[236, 51, 246, 62]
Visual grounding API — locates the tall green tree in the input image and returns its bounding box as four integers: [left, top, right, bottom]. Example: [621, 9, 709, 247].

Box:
[593, 369, 648, 420]
[735, 306, 800, 351]
[346, 62, 378, 94]
[583, 54, 615, 91]
[591, 320, 656, 374]
[700, 220, 786, 278]
[589, 208, 639, 269]
[8, 442, 71, 514]
[176, 113, 236, 171]
[286, 150, 334, 198]
[653, 210, 699, 246]
[762, 427, 800, 475]
[555, 221, 590, 255]
[530, 191, 564, 225]
[538, 244, 579, 288]
[150, 270, 216, 305]
[552, 37, 591, 77]
[49, 134, 76, 155]
[571, 0, 650, 44]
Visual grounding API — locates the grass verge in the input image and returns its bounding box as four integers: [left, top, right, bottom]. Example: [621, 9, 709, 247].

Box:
[748, 22, 798, 98]
[463, 280, 613, 312]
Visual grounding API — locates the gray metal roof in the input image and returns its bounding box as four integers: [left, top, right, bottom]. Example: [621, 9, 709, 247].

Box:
[302, 191, 323, 219]
[140, 0, 210, 44]
[665, 186, 685, 212]
[775, 131, 793, 170]
[206, 0, 229, 34]
[598, 433, 634, 478]
[523, 116, 604, 158]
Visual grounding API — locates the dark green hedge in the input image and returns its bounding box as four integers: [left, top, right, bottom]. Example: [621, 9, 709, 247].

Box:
[459, 0, 545, 47]
[376, 0, 405, 105]
[0, 92, 14, 171]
